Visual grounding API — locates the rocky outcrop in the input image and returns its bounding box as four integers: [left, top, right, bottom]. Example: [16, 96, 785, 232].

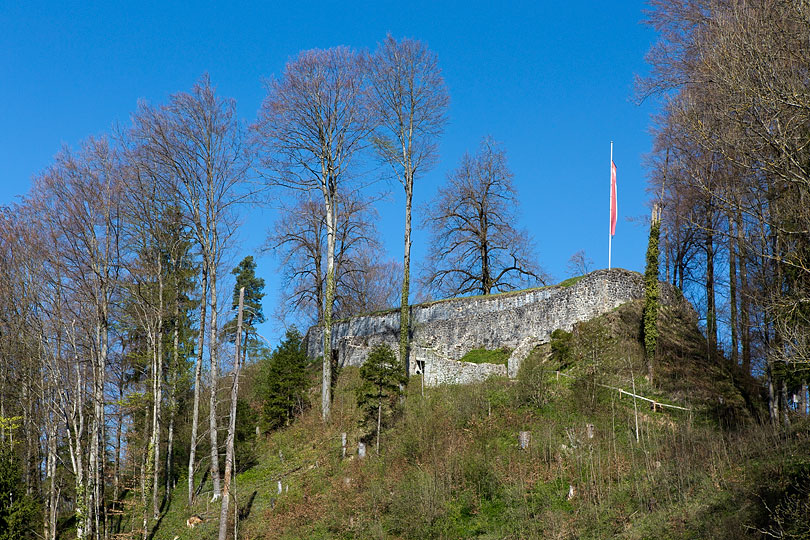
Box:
[306, 269, 685, 386]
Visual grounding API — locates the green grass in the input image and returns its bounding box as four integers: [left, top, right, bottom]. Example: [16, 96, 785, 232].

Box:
[139, 298, 807, 540]
[459, 347, 512, 365]
[559, 274, 587, 287]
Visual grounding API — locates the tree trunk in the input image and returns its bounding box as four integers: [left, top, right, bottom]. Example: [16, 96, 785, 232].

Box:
[48, 447, 59, 540]
[188, 267, 208, 507]
[399, 184, 412, 378]
[152, 267, 164, 521]
[114, 373, 122, 505]
[664, 229, 671, 284]
[218, 288, 244, 540]
[166, 293, 180, 499]
[480, 213, 490, 295]
[767, 360, 777, 425]
[43, 359, 59, 540]
[113, 362, 124, 534]
[737, 210, 751, 374]
[22, 370, 33, 494]
[728, 216, 738, 365]
[705, 210, 717, 361]
[376, 397, 383, 456]
[140, 402, 151, 540]
[322, 193, 336, 422]
[66, 324, 89, 540]
[781, 378, 791, 429]
[315, 238, 324, 325]
[208, 253, 222, 500]
[92, 314, 109, 540]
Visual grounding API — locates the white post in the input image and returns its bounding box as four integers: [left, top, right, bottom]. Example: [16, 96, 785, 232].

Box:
[609, 141, 613, 270]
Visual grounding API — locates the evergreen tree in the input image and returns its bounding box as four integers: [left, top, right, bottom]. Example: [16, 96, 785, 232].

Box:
[0, 443, 40, 540]
[643, 205, 662, 385]
[224, 256, 266, 363]
[356, 344, 407, 454]
[256, 328, 310, 431]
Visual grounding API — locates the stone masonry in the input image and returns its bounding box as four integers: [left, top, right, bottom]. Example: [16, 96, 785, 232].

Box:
[305, 268, 683, 387]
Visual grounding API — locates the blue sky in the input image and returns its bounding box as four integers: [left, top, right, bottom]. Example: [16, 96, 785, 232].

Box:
[1, 1, 659, 341]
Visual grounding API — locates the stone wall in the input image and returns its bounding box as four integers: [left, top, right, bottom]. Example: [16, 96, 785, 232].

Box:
[305, 269, 683, 386]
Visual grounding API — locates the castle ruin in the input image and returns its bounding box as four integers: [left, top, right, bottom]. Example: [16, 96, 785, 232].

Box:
[305, 269, 682, 386]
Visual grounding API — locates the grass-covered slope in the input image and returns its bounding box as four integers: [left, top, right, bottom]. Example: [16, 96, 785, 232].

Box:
[153, 300, 808, 540]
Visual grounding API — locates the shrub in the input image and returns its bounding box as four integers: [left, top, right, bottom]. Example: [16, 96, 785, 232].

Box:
[515, 347, 549, 408]
[550, 329, 572, 366]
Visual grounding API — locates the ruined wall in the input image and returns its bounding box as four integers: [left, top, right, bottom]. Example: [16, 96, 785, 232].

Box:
[305, 269, 682, 386]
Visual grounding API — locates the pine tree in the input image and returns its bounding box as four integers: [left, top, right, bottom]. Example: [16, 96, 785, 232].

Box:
[256, 329, 310, 431]
[224, 255, 266, 363]
[356, 344, 407, 454]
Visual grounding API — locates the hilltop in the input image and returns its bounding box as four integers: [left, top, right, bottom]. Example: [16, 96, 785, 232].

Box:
[135, 290, 810, 540]
[305, 269, 689, 387]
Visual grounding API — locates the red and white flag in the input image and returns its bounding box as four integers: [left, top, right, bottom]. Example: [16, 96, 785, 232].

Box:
[609, 160, 617, 236]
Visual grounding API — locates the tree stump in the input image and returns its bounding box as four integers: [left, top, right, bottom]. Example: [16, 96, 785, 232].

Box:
[519, 431, 531, 450]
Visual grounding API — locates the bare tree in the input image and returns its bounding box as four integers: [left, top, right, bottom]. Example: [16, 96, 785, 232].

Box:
[642, 0, 810, 420]
[268, 189, 384, 326]
[566, 250, 593, 276]
[120, 162, 168, 533]
[34, 137, 123, 540]
[131, 74, 249, 503]
[254, 47, 371, 421]
[0, 204, 60, 539]
[421, 136, 547, 297]
[335, 252, 402, 319]
[268, 196, 326, 325]
[369, 34, 449, 376]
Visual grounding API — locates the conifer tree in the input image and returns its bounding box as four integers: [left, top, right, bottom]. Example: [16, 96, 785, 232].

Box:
[0, 443, 40, 540]
[224, 255, 266, 363]
[356, 344, 407, 454]
[256, 329, 310, 431]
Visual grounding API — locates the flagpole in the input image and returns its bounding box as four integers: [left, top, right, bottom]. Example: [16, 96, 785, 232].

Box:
[609, 141, 613, 270]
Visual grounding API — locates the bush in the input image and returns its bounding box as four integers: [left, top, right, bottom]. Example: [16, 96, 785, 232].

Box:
[550, 329, 572, 366]
[386, 468, 446, 538]
[515, 347, 549, 408]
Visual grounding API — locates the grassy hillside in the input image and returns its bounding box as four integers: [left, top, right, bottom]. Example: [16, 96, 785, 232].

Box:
[146, 300, 808, 540]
